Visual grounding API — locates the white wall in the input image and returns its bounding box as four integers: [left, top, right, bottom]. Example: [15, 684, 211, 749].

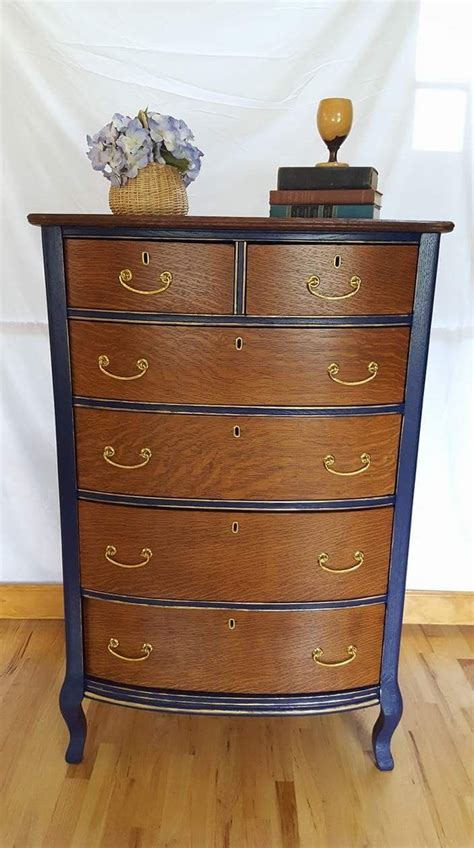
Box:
[1, 0, 472, 589]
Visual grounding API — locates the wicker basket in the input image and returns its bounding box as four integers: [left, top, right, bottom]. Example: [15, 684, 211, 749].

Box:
[109, 163, 189, 215]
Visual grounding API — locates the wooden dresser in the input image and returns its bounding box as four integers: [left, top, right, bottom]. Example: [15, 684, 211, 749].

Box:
[29, 214, 453, 770]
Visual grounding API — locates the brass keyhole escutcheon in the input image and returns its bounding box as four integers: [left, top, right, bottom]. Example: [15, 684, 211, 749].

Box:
[142, 251, 150, 265]
[333, 255, 342, 268]
[235, 337, 243, 350]
[233, 425, 241, 438]
[231, 521, 239, 534]
[228, 618, 236, 630]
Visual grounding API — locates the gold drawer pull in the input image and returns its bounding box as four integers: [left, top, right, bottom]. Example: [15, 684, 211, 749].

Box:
[107, 638, 153, 662]
[105, 545, 153, 569]
[327, 361, 378, 386]
[323, 453, 370, 476]
[318, 551, 364, 573]
[98, 354, 149, 381]
[307, 274, 361, 300]
[312, 645, 357, 667]
[118, 268, 173, 295]
[103, 446, 152, 469]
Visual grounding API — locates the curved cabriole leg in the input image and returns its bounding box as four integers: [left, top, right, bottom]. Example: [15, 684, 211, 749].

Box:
[372, 683, 403, 771]
[59, 679, 87, 764]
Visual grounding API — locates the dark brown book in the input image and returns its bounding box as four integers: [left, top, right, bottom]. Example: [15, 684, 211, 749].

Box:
[270, 189, 382, 205]
[277, 166, 378, 190]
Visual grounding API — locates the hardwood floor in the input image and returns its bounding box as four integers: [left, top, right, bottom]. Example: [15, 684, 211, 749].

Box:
[1, 621, 472, 848]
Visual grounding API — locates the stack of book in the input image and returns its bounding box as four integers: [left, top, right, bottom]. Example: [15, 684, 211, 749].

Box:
[269, 167, 381, 219]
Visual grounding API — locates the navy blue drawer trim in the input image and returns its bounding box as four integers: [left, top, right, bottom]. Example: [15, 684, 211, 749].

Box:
[73, 397, 404, 417]
[81, 588, 387, 611]
[84, 677, 380, 715]
[68, 308, 412, 327]
[78, 490, 395, 511]
[64, 227, 420, 244]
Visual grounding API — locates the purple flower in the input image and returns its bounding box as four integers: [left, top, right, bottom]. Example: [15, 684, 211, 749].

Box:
[86, 109, 203, 186]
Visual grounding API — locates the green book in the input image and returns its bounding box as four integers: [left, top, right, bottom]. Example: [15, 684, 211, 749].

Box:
[270, 203, 380, 219]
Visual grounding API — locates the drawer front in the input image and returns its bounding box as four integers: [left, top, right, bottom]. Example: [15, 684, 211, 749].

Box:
[246, 244, 418, 316]
[70, 321, 410, 407]
[74, 408, 401, 500]
[65, 239, 235, 314]
[79, 502, 393, 602]
[83, 597, 385, 693]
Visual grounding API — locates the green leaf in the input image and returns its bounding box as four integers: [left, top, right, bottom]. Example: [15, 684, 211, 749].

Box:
[161, 147, 189, 172]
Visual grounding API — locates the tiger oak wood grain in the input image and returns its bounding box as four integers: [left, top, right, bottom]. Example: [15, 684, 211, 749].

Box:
[65, 239, 235, 313]
[79, 502, 393, 602]
[74, 408, 401, 500]
[69, 321, 410, 406]
[246, 244, 418, 316]
[83, 597, 385, 692]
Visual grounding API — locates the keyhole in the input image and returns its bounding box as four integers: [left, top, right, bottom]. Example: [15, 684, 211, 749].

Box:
[142, 251, 150, 265]
[233, 425, 241, 438]
[235, 337, 243, 351]
[333, 255, 342, 268]
[228, 618, 236, 630]
[231, 521, 239, 534]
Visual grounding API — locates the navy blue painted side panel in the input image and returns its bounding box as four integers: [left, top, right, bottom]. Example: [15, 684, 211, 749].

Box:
[77, 490, 395, 512]
[81, 588, 387, 611]
[41, 226, 86, 763]
[373, 232, 441, 770]
[73, 397, 404, 417]
[68, 308, 412, 327]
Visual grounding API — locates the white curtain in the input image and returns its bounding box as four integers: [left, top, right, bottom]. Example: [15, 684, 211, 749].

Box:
[1, 0, 472, 589]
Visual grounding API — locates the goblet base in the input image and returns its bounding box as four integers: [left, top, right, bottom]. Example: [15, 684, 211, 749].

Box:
[315, 161, 350, 168]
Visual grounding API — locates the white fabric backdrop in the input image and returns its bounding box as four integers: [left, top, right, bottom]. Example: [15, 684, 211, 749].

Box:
[1, 0, 472, 588]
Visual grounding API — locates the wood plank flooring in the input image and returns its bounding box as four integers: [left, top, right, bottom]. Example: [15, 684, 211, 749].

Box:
[0, 621, 472, 848]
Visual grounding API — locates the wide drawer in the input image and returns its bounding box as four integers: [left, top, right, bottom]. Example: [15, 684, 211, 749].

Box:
[83, 596, 385, 693]
[74, 408, 401, 500]
[246, 244, 418, 316]
[65, 239, 235, 314]
[79, 502, 393, 602]
[69, 321, 410, 407]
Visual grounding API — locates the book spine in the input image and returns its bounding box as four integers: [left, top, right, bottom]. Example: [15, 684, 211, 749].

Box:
[269, 205, 292, 218]
[269, 189, 381, 205]
[270, 204, 380, 219]
[277, 167, 378, 191]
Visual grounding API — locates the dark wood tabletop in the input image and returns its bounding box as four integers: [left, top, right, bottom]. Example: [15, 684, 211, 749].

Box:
[27, 214, 454, 233]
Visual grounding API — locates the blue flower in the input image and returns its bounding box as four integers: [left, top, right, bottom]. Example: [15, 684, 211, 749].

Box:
[86, 109, 203, 186]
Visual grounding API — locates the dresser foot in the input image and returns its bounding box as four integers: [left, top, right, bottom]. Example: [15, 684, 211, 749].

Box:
[60, 682, 87, 764]
[372, 685, 403, 771]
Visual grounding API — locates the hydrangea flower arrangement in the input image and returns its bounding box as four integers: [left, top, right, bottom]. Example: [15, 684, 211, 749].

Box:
[86, 109, 203, 188]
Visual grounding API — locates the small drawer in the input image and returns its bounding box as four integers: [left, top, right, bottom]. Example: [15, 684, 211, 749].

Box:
[69, 321, 410, 407]
[245, 244, 418, 316]
[74, 408, 401, 501]
[83, 596, 385, 693]
[65, 239, 235, 314]
[79, 502, 393, 602]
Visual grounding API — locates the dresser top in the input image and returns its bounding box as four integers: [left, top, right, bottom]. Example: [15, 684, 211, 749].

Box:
[27, 214, 454, 233]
